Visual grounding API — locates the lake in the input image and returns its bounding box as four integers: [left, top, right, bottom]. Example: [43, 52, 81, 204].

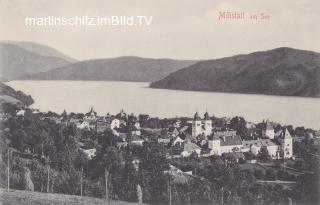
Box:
[6, 80, 320, 130]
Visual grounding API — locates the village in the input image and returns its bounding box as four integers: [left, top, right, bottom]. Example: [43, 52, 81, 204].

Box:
[12, 106, 302, 167]
[48, 107, 295, 162]
[2, 104, 320, 205]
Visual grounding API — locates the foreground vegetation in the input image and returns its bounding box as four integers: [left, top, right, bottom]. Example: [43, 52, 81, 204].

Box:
[0, 188, 140, 205]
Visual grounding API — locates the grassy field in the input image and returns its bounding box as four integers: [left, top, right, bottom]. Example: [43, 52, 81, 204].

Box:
[0, 188, 141, 205]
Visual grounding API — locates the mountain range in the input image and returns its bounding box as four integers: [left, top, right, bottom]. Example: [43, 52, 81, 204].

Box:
[151, 47, 320, 98]
[1, 41, 319, 97]
[21, 56, 196, 82]
[0, 41, 75, 80]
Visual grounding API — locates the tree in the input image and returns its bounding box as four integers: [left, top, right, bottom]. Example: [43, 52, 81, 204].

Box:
[258, 147, 270, 162]
[228, 116, 247, 139]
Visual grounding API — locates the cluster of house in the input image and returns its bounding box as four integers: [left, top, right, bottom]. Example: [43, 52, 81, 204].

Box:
[167, 112, 293, 160]
[70, 108, 145, 158]
[8, 107, 294, 161]
[75, 108, 144, 144]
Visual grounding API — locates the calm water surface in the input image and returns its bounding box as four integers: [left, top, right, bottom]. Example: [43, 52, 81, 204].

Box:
[6, 80, 320, 129]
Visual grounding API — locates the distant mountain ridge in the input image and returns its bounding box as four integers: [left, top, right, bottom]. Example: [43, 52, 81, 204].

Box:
[22, 56, 196, 82]
[150, 47, 320, 98]
[1, 41, 77, 62]
[0, 42, 74, 80]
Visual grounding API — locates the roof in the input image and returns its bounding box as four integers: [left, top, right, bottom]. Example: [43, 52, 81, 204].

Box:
[243, 138, 278, 148]
[183, 141, 201, 152]
[213, 130, 237, 138]
[179, 126, 191, 134]
[275, 128, 293, 139]
[283, 128, 292, 139]
[220, 135, 242, 146]
[259, 139, 277, 147]
[168, 127, 179, 133]
[243, 140, 262, 148]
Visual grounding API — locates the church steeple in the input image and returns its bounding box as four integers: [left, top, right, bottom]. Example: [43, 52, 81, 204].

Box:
[204, 111, 210, 120]
[194, 112, 201, 120]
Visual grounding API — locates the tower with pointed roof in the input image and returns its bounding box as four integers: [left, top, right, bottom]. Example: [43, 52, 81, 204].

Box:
[192, 112, 202, 137]
[280, 128, 293, 159]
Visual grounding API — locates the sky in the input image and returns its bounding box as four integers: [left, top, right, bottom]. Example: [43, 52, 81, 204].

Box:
[1, 0, 320, 60]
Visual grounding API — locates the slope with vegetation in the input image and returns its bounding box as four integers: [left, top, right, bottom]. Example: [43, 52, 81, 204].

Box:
[151, 47, 320, 97]
[0, 82, 34, 107]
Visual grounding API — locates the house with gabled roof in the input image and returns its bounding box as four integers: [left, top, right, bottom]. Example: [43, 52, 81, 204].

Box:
[168, 127, 180, 138]
[242, 138, 279, 159]
[208, 131, 242, 155]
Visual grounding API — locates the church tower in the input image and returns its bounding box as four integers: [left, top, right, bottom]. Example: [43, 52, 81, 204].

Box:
[281, 128, 293, 159]
[192, 112, 202, 137]
[204, 112, 212, 136]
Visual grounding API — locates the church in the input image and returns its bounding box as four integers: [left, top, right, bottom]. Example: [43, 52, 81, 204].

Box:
[191, 112, 213, 137]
